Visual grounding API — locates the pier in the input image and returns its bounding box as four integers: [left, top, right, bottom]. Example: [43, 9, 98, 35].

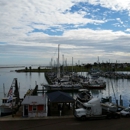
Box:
[42, 85, 82, 92]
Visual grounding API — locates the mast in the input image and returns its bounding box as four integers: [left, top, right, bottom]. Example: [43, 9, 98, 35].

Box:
[3, 84, 6, 97]
[57, 44, 60, 79]
[72, 57, 73, 73]
[62, 54, 64, 74]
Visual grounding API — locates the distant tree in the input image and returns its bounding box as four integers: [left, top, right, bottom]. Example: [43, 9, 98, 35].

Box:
[29, 66, 32, 70]
[25, 67, 28, 70]
[94, 62, 98, 66]
[120, 64, 124, 69]
[85, 63, 92, 69]
[38, 66, 40, 71]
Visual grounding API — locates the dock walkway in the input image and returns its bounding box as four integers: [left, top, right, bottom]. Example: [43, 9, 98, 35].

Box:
[0, 114, 74, 121]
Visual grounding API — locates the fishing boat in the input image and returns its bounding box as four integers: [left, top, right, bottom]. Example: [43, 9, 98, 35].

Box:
[0, 78, 20, 116]
[0, 97, 18, 116]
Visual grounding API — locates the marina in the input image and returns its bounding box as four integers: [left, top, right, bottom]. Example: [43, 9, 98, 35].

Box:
[0, 66, 130, 118]
[1, 2, 130, 129]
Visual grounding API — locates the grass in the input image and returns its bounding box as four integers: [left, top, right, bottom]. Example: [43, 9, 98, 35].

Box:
[15, 66, 130, 73]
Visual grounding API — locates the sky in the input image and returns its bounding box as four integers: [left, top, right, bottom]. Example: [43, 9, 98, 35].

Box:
[0, 0, 130, 66]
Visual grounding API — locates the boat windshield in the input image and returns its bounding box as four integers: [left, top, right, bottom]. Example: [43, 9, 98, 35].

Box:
[124, 107, 130, 112]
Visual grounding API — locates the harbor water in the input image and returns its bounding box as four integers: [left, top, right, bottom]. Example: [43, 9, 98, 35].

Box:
[0, 67, 130, 107]
[0, 66, 48, 105]
[78, 71, 130, 107]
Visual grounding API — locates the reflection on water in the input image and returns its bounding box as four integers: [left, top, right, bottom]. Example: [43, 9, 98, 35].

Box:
[97, 78, 130, 107]
[77, 72, 130, 107]
[0, 68, 130, 107]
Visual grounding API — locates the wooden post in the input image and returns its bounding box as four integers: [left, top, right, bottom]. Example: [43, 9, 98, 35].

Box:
[120, 95, 123, 106]
[116, 100, 118, 107]
[109, 96, 112, 102]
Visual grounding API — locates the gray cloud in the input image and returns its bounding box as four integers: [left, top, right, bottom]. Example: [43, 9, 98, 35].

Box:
[0, 0, 130, 65]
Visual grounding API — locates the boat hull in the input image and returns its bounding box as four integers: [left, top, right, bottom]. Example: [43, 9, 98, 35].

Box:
[82, 84, 106, 89]
[101, 102, 117, 112]
[0, 106, 14, 116]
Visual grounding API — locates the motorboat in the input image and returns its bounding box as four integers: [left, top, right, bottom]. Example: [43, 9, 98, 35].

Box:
[75, 89, 93, 108]
[101, 102, 117, 112]
[81, 78, 106, 89]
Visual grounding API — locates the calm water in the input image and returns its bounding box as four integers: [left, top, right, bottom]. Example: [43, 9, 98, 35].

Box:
[78, 72, 130, 107]
[0, 67, 48, 105]
[0, 67, 130, 107]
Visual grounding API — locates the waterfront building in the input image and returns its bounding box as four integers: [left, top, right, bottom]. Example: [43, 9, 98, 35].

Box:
[22, 95, 47, 117]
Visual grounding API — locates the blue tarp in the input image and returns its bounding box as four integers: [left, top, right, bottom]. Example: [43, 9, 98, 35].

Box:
[47, 91, 75, 103]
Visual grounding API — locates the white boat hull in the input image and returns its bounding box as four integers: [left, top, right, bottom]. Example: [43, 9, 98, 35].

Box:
[101, 102, 117, 112]
[0, 106, 13, 116]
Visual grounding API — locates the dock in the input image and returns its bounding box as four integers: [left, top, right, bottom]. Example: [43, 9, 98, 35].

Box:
[41, 84, 82, 92]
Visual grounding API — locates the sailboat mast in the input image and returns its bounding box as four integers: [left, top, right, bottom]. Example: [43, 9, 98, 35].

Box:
[57, 44, 60, 79]
[72, 57, 73, 73]
[3, 84, 6, 97]
[62, 54, 64, 74]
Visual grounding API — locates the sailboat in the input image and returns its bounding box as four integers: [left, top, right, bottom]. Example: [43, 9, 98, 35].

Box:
[0, 78, 20, 116]
[44, 44, 82, 91]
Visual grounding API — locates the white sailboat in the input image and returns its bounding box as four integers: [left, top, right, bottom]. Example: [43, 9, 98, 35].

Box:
[44, 44, 82, 91]
[57, 44, 60, 79]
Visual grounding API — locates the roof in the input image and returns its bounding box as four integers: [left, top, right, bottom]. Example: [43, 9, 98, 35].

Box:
[47, 91, 75, 103]
[22, 96, 46, 105]
[1, 97, 17, 100]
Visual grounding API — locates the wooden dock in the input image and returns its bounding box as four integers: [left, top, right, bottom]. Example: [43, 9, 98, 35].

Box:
[41, 84, 83, 92]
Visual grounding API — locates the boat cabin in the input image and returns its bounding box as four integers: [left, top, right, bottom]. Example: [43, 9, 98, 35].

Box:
[1, 97, 17, 107]
[60, 75, 70, 82]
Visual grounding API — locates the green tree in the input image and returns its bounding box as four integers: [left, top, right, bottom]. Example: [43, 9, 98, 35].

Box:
[38, 66, 40, 71]
[29, 66, 32, 70]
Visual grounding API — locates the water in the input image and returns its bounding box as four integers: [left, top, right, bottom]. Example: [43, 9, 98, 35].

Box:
[0, 67, 48, 105]
[78, 72, 130, 107]
[0, 67, 130, 107]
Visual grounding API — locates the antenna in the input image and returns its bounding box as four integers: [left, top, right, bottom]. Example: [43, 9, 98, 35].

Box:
[3, 84, 6, 97]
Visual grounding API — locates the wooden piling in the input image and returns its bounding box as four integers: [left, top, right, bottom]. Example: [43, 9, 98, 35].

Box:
[120, 95, 123, 106]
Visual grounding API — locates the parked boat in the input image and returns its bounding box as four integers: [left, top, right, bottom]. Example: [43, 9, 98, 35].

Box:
[101, 102, 117, 112]
[43, 81, 82, 91]
[60, 75, 70, 82]
[75, 89, 93, 108]
[0, 78, 20, 116]
[0, 97, 18, 116]
[81, 78, 106, 89]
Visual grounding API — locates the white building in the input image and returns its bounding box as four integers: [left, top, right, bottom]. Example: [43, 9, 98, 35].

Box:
[22, 95, 48, 117]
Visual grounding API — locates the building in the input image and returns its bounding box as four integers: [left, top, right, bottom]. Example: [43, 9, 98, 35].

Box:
[22, 95, 47, 117]
[47, 91, 75, 116]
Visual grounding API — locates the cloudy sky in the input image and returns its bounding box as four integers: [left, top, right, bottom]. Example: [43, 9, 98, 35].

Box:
[0, 0, 130, 66]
